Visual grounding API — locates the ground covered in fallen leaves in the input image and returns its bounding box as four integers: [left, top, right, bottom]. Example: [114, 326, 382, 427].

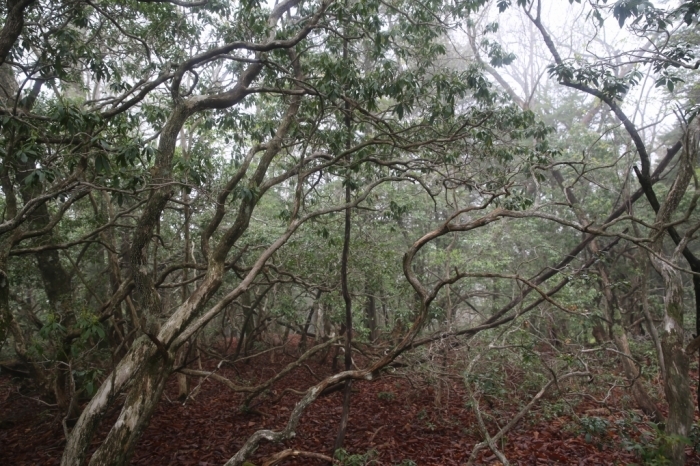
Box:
[2, 339, 700, 465]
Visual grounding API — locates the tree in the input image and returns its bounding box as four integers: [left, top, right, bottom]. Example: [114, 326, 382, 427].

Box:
[1, 0, 553, 464]
[474, 0, 700, 463]
[4, 0, 698, 465]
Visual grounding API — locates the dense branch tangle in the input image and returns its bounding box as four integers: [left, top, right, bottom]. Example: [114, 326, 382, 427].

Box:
[6, 0, 514, 465]
[3, 0, 694, 465]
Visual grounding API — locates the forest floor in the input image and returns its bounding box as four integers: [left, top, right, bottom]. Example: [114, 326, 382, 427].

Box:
[2, 337, 700, 465]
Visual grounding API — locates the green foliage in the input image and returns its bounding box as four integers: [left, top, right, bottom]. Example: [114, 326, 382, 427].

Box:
[38, 314, 66, 340]
[334, 448, 378, 466]
[394, 460, 417, 466]
[2, 0, 699, 463]
[621, 422, 692, 465]
[73, 368, 104, 397]
[547, 63, 643, 101]
[579, 416, 610, 446]
[540, 400, 570, 421]
[75, 312, 106, 345]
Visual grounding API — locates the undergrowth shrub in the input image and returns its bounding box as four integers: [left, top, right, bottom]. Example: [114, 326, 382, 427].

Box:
[334, 448, 378, 466]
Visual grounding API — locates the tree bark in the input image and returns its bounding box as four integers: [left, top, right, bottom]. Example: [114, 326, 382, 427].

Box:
[333, 31, 354, 452]
[0, 0, 35, 67]
[365, 285, 377, 342]
[647, 130, 697, 465]
[88, 354, 174, 466]
[62, 69, 305, 466]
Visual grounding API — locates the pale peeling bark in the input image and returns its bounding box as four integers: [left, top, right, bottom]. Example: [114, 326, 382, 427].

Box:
[88, 356, 174, 466]
[61, 336, 155, 465]
[62, 84, 304, 466]
[651, 259, 693, 464]
[647, 129, 697, 465]
[61, 265, 229, 465]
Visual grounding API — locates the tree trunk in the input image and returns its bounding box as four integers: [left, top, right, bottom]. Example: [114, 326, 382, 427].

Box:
[647, 130, 697, 465]
[88, 354, 174, 466]
[299, 290, 321, 352]
[176, 345, 190, 401]
[333, 43, 353, 452]
[651, 258, 693, 465]
[613, 332, 663, 422]
[177, 159, 192, 399]
[366, 289, 377, 342]
[18, 186, 76, 417]
[62, 48, 305, 466]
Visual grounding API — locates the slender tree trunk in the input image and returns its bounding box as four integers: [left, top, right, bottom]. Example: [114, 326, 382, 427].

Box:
[177, 142, 192, 399]
[100, 192, 128, 348]
[599, 262, 662, 421]
[0, 67, 50, 392]
[694, 273, 700, 410]
[613, 332, 664, 421]
[333, 29, 353, 452]
[19, 193, 76, 416]
[300, 290, 321, 351]
[332, 173, 353, 453]
[241, 291, 255, 357]
[366, 287, 377, 342]
[528, 13, 700, 454]
[0, 239, 15, 350]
